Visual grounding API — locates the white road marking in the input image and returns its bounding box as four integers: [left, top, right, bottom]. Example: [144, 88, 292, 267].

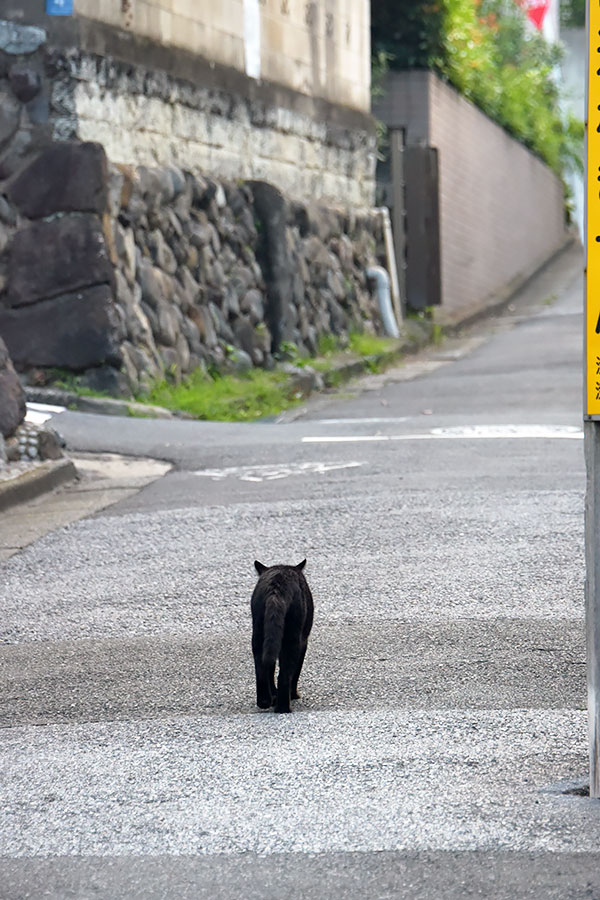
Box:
[303, 424, 583, 444]
[311, 417, 409, 425]
[194, 461, 365, 482]
[25, 402, 66, 425]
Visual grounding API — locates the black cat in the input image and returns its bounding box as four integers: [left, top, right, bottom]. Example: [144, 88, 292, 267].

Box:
[251, 559, 314, 713]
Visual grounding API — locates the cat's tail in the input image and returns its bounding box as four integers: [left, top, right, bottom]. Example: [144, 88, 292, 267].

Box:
[262, 593, 285, 665]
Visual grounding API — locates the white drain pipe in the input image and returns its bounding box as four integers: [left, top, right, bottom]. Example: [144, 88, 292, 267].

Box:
[366, 266, 400, 339]
[377, 206, 403, 327]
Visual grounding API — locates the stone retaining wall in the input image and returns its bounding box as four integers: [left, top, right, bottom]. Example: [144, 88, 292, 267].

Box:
[0, 334, 25, 444]
[0, 141, 383, 396]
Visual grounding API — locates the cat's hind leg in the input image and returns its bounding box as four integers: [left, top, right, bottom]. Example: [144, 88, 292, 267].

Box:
[275, 635, 301, 713]
[252, 628, 274, 709]
[291, 641, 307, 700]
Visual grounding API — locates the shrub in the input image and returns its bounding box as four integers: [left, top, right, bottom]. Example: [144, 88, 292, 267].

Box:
[372, 0, 583, 178]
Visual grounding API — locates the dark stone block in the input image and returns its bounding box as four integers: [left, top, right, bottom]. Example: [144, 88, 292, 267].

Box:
[25, 92, 49, 125]
[0, 336, 25, 437]
[0, 91, 20, 151]
[38, 428, 64, 460]
[7, 142, 108, 219]
[0, 195, 16, 227]
[246, 180, 294, 354]
[79, 365, 130, 397]
[0, 284, 122, 371]
[232, 317, 256, 358]
[9, 65, 42, 103]
[7, 214, 113, 307]
[0, 368, 25, 437]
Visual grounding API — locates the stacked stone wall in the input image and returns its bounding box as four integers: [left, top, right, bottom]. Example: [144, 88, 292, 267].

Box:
[0, 141, 383, 397]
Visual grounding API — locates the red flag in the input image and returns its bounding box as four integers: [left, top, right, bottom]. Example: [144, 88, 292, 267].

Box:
[515, 0, 550, 30]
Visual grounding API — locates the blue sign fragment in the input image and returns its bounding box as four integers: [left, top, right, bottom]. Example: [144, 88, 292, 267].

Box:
[46, 0, 73, 15]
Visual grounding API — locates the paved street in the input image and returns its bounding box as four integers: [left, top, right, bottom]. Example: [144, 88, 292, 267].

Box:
[1, 244, 599, 898]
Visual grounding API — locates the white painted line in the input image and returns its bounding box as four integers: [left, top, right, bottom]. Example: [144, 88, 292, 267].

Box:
[25, 402, 66, 425]
[303, 435, 392, 443]
[312, 417, 409, 425]
[302, 425, 584, 444]
[431, 425, 583, 439]
[194, 461, 365, 482]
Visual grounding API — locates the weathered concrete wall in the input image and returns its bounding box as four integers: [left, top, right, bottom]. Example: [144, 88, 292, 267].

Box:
[73, 0, 371, 113]
[375, 70, 569, 324]
[0, 10, 376, 207]
[64, 50, 376, 208]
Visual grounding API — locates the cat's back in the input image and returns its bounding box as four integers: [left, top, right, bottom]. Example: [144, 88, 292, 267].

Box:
[263, 565, 303, 594]
[254, 565, 307, 605]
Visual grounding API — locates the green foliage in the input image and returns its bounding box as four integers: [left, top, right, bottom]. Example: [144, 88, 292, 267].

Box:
[142, 367, 303, 422]
[432, 323, 444, 345]
[371, 1, 445, 70]
[347, 332, 398, 356]
[560, 0, 585, 27]
[372, 0, 583, 178]
[135, 331, 404, 421]
[316, 333, 341, 356]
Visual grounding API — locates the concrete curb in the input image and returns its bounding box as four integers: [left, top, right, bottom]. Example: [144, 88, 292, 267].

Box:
[24, 388, 179, 420]
[0, 458, 78, 513]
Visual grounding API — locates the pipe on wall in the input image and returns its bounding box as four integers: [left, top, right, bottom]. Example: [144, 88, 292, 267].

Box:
[366, 266, 400, 338]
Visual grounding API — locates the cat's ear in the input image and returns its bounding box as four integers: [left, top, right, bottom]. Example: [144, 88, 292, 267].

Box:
[254, 560, 268, 575]
[295, 559, 307, 571]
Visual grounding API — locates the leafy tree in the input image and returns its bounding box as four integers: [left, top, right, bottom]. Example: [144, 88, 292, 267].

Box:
[371, 0, 583, 177]
[560, 0, 585, 27]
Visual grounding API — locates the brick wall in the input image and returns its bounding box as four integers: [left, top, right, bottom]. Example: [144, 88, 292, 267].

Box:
[376, 71, 569, 323]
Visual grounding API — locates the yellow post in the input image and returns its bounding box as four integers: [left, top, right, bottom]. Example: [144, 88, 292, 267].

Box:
[586, 0, 600, 798]
[587, 0, 600, 416]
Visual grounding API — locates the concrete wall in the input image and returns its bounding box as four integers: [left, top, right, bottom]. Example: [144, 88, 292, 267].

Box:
[375, 71, 569, 324]
[73, 0, 371, 113]
[65, 49, 375, 207]
[0, 5, 375, 207]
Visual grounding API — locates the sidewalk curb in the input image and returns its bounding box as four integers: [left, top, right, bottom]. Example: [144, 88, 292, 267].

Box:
[0, 458, 78, 513]
[24, 323, 435, 420]
[24, 388, 179, 420]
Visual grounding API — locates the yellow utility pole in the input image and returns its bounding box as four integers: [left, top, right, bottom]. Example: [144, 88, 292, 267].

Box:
[585, 0, 600, 799]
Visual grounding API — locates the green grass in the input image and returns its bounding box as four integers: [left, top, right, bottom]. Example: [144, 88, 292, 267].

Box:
[347, 332, 398, 356]
[44, 330, 406, 423]
[316, 333, 341, 356]
[137, 331, 404, 421]
[142, 367, 304, 422]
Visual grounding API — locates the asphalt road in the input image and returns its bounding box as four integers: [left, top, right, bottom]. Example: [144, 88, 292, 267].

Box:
[2, 244, 599, 898]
